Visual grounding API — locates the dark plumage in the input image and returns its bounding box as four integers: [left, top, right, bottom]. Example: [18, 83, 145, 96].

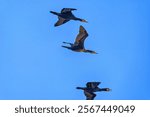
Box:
[76, 82, 111, 100]
[62, 25, 97, 54]
[50, 8, 88, 27]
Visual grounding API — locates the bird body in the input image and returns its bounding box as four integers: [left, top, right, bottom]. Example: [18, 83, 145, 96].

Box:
[77, 82, 111, 100]
[62, 25, 97, 54]
[50, 8, 87, 27]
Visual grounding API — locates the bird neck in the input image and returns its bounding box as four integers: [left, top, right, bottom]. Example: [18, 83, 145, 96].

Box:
[84, 49, 97, 54]
[84, 49, 93, 53]
[74, 17, 82, 21]
[98, 88, 108, 91]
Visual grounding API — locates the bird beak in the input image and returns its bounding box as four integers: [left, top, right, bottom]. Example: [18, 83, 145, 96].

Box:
[82, 19, 88, 23]
[107, 88, 111, 91]
[93, 52, 98, 54]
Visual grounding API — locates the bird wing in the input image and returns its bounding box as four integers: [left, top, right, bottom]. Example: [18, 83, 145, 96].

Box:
[54, 17, 69, 26]
[86, 82, 101, 89]
[61, 8, 77, 14]
[84, 91, 96, 100]
[74, 25, 88, 48]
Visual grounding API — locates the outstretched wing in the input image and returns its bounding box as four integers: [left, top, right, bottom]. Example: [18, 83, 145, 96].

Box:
[74, 25, 88, 48]
[61, 8, 77, 14]
[84, 91, 96, 100]
[55, 17, 69, 26]
[86, 82, 101, 89]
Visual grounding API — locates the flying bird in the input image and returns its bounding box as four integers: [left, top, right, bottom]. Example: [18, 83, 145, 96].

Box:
[62, 25, 97, 54]
[76, 82, 111, 100]
[50, 8, 88, 27]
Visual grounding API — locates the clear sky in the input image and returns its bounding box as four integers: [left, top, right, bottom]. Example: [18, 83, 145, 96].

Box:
[0, 0, 150, 100]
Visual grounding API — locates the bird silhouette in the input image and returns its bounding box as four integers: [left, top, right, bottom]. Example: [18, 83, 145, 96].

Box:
[62, 25, 97, 54]
[50, 8, 88, 27]
[76, 82, 111, 100]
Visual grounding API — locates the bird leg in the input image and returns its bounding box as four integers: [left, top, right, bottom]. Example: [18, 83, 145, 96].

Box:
[61, 46, 72, 49]
[76, 87, 85, 90]
[63, 42, 73, 46]
[50, 11, 59, 16]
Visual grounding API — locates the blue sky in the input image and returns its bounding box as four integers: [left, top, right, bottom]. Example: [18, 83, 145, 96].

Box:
[0, 0, 150, 100]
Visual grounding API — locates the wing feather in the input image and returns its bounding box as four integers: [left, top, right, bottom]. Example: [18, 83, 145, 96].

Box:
[55, 17, 69, 26]
[74, 26, 88, 48]
[61, 8, 77, 13]
[86, 82, 101, 89]
[84, 91, 96, 100]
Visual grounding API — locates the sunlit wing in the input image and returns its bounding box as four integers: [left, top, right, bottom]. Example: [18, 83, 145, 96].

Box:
[55, 17, 69, 26]
[74, 25, 88, 48]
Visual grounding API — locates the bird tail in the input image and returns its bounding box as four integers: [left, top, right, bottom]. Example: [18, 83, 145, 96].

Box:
[76, 87, 84, 90]
[50, 11, 59, 15]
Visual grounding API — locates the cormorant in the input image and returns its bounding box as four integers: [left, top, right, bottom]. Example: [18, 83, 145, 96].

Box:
[76, 82, 111, 100]
[62, 25, 97, 54]
[50, 8, 88, 27]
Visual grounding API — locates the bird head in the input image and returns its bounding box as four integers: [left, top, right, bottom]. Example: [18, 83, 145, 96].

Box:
[81, 19, 88, 23]
[106, 88, 111, 91]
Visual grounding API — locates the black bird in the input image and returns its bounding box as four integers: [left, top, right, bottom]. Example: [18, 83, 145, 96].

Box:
[76, 82, 111, 100]
[62, 25, 97, 54]
[50, 8, 88, 27]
